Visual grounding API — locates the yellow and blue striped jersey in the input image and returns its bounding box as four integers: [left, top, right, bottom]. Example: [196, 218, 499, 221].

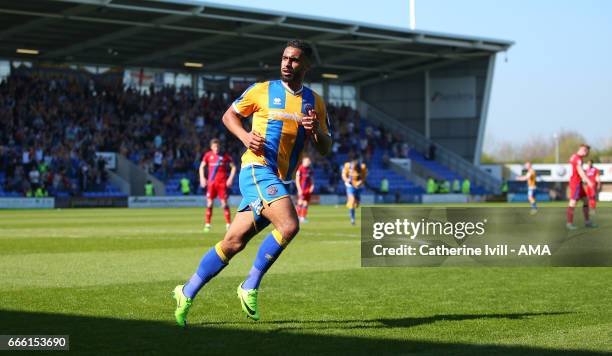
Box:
[232, 80, 330, 181]
[527, 169, 536, 189]
[342, 161, 368, 187]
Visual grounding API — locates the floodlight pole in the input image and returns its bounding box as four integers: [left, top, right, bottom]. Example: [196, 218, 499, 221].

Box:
[409, 0, 416, 30]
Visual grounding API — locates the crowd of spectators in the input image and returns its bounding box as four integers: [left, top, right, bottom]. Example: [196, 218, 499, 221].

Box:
[0, 68, 411, 197]
[0, 72, 110, 196]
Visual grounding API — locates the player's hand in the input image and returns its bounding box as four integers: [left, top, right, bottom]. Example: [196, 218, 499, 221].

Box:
[242, 131, 265, 155]
[588, 181, 595, 189]
[200, 179, 207, 188]
[309, 186, 314, 193]
[226, 178, 233, 187]
[302, 110, 319, 134]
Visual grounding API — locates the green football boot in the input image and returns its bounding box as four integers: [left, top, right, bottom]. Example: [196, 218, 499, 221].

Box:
[172, 285, 193, 327]
[237, 284, 260, 321]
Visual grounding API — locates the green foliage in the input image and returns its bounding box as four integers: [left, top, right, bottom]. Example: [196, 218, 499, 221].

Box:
[483, 130, 610, 163]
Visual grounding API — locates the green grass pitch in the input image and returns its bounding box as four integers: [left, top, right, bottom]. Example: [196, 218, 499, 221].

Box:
[0, 203, 610, 355]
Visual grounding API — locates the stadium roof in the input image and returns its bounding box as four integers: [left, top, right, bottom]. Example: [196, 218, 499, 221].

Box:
[0, 0, 514, 84]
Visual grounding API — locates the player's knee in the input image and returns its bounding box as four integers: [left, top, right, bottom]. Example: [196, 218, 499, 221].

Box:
[221, 235, 247, 256]
[277, 220, 299, 240]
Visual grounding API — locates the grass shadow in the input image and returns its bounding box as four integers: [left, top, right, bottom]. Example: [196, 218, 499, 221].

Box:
[198, 311, 573, 331]
[0, 309, 604, 355]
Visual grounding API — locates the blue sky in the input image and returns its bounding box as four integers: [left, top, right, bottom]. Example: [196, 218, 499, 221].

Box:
[204, 0, 612, 148]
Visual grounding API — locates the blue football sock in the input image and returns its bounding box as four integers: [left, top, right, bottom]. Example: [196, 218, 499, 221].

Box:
[242, 230, 286, 290]
[349, 208, 355, 221]
[531, 202, 537, 209]
[183, 242, 228, 298]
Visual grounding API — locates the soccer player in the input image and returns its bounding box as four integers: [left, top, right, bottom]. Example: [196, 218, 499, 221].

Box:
[295, 157, 314, 223]
[566, 144, 596, 230]
[199, 138, 236, 232]
[584, 160, 601, 214]
[516, 161, 538, 214]
[172, 39, 332, 326]
[342, 156, 367, 225]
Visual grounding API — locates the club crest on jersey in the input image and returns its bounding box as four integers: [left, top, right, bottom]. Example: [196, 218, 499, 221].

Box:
[303, 103, 313, 114]
[267, 185, 278, 196]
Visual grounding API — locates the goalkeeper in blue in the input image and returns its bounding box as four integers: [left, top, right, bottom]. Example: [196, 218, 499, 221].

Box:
[172, 39, 332, 326]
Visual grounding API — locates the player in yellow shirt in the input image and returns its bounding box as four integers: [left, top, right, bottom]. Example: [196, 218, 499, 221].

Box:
[517, 161, 538, 214]
[173, 40, 332, 325]
[342, 156, 368, 225]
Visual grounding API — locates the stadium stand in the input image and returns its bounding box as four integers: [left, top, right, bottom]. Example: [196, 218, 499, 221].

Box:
[1, 67, 493, 198]
[0, 0, 513, 199]
[0, 69, 418, 197]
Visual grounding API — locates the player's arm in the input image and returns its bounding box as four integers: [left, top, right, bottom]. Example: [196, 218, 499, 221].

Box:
[516, 174, 528, 181]
[309, 178, 315, 193]
[303, 99, 332, 156]
[310, 115, 332, 156]
[355, 164, 368, 187]
[341, 165, 350, 184]
[224, 83, 265, 154]
[222, 106, 265, 154]
[596, 172, 601, 190]
[356, 166, 367, 187]
[199, 160, 207, 188]
[227, 161, 237, 187]
[576, 165, 594, 188]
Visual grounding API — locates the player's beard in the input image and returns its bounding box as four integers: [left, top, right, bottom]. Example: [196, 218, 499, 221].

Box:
[281, 68, 303, 86]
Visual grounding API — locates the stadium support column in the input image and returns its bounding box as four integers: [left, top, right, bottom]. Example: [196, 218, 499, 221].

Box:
[192, 73, 198, 97]
[322, 81, 330, 103]
[473, 54, 496, 165]
[424, 70, 430, 139]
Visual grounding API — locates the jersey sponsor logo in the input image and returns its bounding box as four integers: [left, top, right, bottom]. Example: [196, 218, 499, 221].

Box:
[273, 97, 282, 105]
[268, 111, 303, 123]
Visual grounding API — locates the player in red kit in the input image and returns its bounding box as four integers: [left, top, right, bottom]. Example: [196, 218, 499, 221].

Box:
[199, 138, 237, 232]
[584, 160, 601, 214]
[295, 157, 314, 223]
[566, 144, 596, 230]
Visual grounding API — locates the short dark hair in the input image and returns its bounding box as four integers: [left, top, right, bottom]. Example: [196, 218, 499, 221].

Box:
[580, 143, 591, 150]
[210, 138, 220, 146]
[285, 39, 313, 61]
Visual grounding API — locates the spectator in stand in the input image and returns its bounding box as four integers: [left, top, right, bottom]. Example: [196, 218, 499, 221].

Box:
[28, 164, 41, 191]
